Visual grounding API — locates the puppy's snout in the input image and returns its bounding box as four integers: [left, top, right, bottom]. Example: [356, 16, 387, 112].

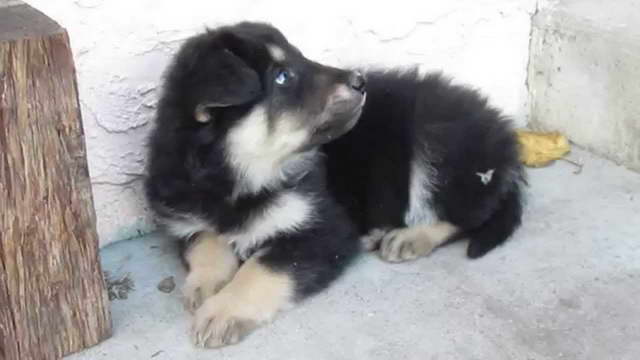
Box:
[349, 72, 366, 93]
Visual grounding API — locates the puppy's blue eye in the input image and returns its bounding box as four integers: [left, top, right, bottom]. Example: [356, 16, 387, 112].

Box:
[275, 69, 289, 85]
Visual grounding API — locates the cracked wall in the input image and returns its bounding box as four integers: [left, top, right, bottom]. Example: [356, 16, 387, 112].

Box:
[26, 0, 538, 247]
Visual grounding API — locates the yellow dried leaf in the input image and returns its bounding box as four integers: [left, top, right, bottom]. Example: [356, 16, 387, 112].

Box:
[516, 130, 570, 167]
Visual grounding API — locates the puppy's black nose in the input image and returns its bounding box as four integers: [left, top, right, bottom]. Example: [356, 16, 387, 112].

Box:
[349, 72, 366, 93]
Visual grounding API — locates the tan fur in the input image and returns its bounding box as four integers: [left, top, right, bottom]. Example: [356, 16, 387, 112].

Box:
[379, 222, 459, 263]
[267, 44, 286, 62]
[182, 232, 239, 312]
[192, 257, 294, 348]
[194, 104, 212, 123]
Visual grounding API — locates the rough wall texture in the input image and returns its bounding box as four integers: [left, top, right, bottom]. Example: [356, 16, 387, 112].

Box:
[0, 0, 23, 8]
[25, 0, 538, 247]
[528, 0, 640, 172]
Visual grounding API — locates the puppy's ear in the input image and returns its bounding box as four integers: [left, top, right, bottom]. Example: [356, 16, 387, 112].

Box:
[175, 32, 262, 123]
[194, 48, 261, 123]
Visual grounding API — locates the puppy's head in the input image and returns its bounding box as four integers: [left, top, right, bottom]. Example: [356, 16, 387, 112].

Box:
[164, 22, 365, 159]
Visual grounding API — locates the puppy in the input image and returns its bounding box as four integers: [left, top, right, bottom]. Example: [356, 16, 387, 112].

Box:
[146, 21, 525, 348]
[145, 22, 365, 347]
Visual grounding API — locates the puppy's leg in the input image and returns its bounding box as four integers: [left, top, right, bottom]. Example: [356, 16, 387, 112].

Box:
[378, 222, 459, 263]
[192, 217, 358, 349]
[182, 231, 239, 313]
[192, 257, 293, 348]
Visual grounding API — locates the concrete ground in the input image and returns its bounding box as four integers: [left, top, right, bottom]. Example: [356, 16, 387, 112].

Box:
[67, 148, 640, 360]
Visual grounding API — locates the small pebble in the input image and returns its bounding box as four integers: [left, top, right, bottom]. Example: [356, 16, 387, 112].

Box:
[157, 276, 175, 293]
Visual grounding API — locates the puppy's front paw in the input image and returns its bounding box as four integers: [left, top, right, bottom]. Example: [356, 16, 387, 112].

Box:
[182, 269, 228, 313]
[192, 294, 258, 348]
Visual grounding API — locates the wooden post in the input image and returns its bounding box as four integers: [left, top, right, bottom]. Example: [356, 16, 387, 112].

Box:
[0, 3, 112, 359]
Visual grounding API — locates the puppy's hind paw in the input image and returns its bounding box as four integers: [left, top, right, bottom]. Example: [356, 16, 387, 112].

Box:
[378, 223, 458, 263]
[379, 228, 425, 263]
[360, 228, 389, 251]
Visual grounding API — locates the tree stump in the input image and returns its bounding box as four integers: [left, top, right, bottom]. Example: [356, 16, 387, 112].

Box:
[0, 3, 112, 359]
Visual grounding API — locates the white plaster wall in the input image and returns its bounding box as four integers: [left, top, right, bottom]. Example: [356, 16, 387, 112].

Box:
[0, 0, 23, 7]
[529, 0, 640, 172]
[25, 0, 538, 247]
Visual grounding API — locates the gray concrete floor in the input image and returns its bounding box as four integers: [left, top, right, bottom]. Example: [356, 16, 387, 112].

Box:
[67, 148, 640, 360]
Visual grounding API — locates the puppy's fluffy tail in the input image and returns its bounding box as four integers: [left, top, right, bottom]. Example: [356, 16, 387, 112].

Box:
[461, 184, 524, 259]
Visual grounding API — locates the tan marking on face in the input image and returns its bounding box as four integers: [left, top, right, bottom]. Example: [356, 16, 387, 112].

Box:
[194, 104, 212, 123]
[328, 84, 355, 103]
[267, 44, 286, 62]
[182, 232, 239, 313]
[379, 222, 459, 263]
[192, 257, 294, 348]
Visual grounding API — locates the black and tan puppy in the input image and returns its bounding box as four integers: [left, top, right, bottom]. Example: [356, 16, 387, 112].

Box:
[146, 21, 525, 348]
[145, 22, 365, 347]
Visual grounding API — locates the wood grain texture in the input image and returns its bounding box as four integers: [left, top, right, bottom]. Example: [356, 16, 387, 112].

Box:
[0, 5, 112, 360]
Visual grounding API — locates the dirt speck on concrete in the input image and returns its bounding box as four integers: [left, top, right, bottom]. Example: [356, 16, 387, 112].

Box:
[104, 271, 135, 300]
[157, 276, 175, 293]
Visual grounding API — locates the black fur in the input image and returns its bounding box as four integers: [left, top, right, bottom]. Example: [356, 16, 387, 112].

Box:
[325, 70, 525, 258]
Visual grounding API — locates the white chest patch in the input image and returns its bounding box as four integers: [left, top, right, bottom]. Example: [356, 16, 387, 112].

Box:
[225, 106, 310, 196]
[226, 192, 315, 259]
[404, 158, 438, 227]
